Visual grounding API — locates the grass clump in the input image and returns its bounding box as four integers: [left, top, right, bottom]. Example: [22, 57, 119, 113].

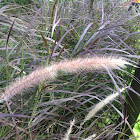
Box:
[0, 0, 140, 139]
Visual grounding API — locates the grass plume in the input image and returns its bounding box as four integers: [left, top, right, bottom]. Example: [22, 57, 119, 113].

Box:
[80, 87, 127, 127]
[0, 56, 130, 102]
[84, 133, 96, 140]
[63, 118, 75, 140]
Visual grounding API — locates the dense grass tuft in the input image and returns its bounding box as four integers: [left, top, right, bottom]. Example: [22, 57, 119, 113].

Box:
[0, 0, 140, 139]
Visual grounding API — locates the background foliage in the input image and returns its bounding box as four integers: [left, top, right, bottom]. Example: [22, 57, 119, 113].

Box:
[0, 0, 140, 139]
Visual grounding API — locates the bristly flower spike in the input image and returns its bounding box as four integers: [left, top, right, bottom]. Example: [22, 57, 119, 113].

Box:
[0, 56, 130, 102]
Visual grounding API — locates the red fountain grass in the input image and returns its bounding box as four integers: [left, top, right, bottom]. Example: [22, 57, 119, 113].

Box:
[0, 56, 130, 102]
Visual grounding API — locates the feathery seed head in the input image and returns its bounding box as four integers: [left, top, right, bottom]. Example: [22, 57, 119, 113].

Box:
[80, 87, 127, 127]
[0, 57, 130, 102]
